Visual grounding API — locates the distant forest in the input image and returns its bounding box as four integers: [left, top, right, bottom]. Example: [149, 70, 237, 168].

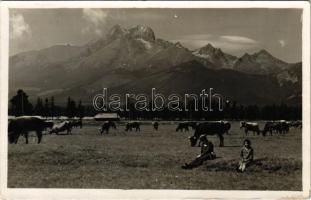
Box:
[8, 89, 302, 120]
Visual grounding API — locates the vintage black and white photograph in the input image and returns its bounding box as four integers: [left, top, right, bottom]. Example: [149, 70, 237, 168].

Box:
[1, 1, 310, 199]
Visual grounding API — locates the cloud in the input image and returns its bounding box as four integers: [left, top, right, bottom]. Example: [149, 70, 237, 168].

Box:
[220, 35, 257, 44]
[10, 14, 31, 40]
[278, 39, 286, 47]
[82, 9, 109, 35]
[81, 9, 167, 36]
[171, 34, 259, 54]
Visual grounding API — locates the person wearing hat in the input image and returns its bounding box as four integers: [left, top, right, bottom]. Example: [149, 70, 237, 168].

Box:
[182, 135, 216, 169]
[237, 139, 254, 172]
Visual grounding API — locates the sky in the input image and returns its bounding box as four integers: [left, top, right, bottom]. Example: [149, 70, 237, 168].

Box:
[10, 8, 302, 63]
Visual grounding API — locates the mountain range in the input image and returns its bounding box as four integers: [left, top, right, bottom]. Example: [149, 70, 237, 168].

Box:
[9, 24, 302, 105]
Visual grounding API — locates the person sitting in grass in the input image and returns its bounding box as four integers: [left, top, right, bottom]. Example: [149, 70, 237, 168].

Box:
[182, 135, 216, 170]
[237, 139, 254, 172]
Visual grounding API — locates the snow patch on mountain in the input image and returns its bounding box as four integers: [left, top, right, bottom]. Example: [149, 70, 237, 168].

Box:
[136, 38, 152, 50]
[192, 43, 237, 69]
[277, 71, 298, 86]
[193, 51, 211, 59]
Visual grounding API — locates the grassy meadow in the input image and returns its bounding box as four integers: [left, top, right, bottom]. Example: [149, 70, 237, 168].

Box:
[8, 121, 302, 190]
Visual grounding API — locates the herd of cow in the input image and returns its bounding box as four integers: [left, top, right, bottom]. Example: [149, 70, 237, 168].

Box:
[8, 116, 302, 147]
[241, 120, 302, 136]
[8, 117, 83, 144]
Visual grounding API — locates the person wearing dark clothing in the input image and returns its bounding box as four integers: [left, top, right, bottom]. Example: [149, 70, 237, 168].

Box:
[153, 122, 159, 131]
[182, 135, 216, 169]
[237, 139, 254, 172]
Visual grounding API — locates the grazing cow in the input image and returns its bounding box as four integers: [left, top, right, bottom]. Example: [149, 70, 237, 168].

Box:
[220, 121, 231, 134]
[153, 122, 159, 131]
[275, 121, 289, 134]
[8, 116, 54, 144]
[109, 121, 117, 129]
[99, 121, 116, 134]
[263, 121, 290, 135]
[99, 122, 110, 134]
[125, 122, 141, 132]
[189, 121, 227, 147]
[263, 121, 276, 136]
[70, 119, 83, 129]
[176, 122, 189, 132]
[240, 121, 260, 136]
[49, 121, 72, 135]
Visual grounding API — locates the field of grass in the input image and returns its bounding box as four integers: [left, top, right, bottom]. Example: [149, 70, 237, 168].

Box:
[8, 121, 302, 190]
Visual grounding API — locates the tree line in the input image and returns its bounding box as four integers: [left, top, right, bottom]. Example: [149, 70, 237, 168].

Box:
[9, 90, 85, 119]
[8, 89, 301, 120]
[116, 101, 301, 121]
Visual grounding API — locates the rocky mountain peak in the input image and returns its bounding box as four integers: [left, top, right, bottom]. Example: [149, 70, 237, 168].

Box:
[156, 38, 173, 48]
[174, 42, 184, 49]
[241, 53, 252, 59]
[196, 43, 225, 56]
[192, 43, 237, 69]
[128, 25, 156, 42]
[205, 43, 214, 48]
[107, 24, 156, 42]
[9, 23, 301, 106]
[199, 43, 216, 52]
[257, 49, 270, 55]
[254, 49, 274, 58]
[108, 24, 128, 39]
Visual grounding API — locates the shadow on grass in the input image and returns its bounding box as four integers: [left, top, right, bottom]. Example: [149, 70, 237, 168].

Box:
[120, 160, 149, 168]
[203, 157, 302, 174]
[223, 145, 241, 148]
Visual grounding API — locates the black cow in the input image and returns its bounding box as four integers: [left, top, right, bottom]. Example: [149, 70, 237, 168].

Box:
[220, 121, 231, 134]
[8, 116, 54, 144]
[263, 121, 276, 136]
[274, 121, 289, 134]
[240, 121, 260, 136]
[263, 121, 290, 135]
[176, 122, 189, 132]
[49, 121, 72, 135]
[99, 121, 117, 134]
[189, 121, 227, 147]
[125, 122, 141, 132]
